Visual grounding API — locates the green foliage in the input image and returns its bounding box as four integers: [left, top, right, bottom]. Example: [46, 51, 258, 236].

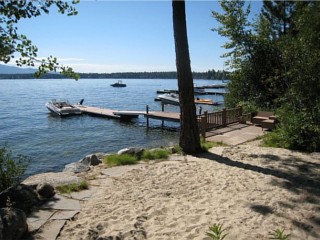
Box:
[200, 140, 226, 152]
[269, 228, 290, 240]
[0, 1, 79, 79]
[263, 107, 320, 152]
[172, 145, 183, 154]
[213, 0, 320, 152]
[0, 146, 30, 192]
[56, 181, 88, 194]
[103, 154, 139, 167]
[237, 100, 260, 114]
[206, 224, 228, 240]
[141, 149, 169, 161]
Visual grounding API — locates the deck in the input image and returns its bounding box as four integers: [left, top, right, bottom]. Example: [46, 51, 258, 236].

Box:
[76, 105, 120, 119]
[77, 105, 180, 123]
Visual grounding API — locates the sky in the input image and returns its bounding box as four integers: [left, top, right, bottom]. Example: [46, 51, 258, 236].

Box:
[13, 0, 262, 73]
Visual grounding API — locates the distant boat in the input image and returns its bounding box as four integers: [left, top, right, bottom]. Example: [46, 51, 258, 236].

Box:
[111, 80, 126, 87]
[157, 93, 221, 106]
[195, 97, 222, 106]
[45, 100, 82, 116]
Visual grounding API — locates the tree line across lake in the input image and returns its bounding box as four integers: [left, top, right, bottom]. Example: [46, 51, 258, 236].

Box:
[0, 69, 229, 80]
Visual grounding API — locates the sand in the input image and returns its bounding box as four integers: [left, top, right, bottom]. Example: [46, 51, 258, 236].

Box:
[57, 142, 320, 240]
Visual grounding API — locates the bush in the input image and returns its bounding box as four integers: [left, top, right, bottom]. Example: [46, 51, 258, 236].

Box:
[141, 149, 169, 160]
[263, 107, 320, 152]
[200, 140, 227, 152]
[0, 146, 30, 192]
[103, 154, 138, 167]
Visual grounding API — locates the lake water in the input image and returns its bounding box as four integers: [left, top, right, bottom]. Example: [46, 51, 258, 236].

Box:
[0, 78, 225, 177]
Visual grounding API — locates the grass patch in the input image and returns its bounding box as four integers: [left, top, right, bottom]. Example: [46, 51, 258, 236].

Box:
[103, 154, 138, 167]
[201, 140, 227, 152]
[56, 181, 89, 194]
[141, 149, 170, 161]
[171, 145, 183, 154]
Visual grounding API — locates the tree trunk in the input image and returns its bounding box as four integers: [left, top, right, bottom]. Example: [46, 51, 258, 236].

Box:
[172, 0, 201, 154]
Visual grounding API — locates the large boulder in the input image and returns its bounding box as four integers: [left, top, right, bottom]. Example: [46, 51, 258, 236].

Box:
[117, 147, 144, 158]
[63, 162, 90, 173]
[79, 154, 102, 166]
[0, 208, 28, 240]
[36, 183, 55, 199]
[0, 184, 39, 214]
[23, 172, 84, 187]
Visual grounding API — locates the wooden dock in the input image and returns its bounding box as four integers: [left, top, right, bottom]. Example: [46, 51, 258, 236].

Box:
[77, 105, 180, 125]
[77, 105, 121, 119]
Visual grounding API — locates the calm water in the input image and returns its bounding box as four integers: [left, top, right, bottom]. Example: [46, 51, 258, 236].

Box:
[0, 78, 224, 177]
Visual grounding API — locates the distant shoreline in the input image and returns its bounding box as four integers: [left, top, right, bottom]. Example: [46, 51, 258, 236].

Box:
[0, 71, 229, 80]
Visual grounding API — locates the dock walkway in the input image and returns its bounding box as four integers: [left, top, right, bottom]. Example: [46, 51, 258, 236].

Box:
[77, 105, 180, 123]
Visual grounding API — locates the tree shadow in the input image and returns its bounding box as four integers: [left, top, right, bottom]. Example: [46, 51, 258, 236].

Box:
[198, 151, 320, 238]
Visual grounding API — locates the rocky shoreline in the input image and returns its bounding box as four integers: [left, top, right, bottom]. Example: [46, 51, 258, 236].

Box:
[0, 147, 170, 239]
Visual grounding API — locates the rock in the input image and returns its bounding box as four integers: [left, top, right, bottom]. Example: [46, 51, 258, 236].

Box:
[117, 147, 144, 158]
[0, 184, 39, 214]
[23, 172, 83, 187]
[63, 162, 90, 173]
[36, 183, 55, 199]
[79, 154, 102, 166]
[0, 215, 3, 240]
[0, 208, 28, 240]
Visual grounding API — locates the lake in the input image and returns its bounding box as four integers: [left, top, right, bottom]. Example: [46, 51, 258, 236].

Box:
[0, 78, 225, 177]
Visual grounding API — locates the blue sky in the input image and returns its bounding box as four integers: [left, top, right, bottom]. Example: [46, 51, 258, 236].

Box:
[14, 1, 262, 73]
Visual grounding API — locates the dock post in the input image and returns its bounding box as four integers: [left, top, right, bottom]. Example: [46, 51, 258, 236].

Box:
[161, 103, 164, 127]
[146, 105, 149, 128]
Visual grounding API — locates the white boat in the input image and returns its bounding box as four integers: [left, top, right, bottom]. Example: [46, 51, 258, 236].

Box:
[157, 93, 222, 106]
[45, 100, 82, 116]
[194, 87, 206, 94]
[157, 93, 180, 105]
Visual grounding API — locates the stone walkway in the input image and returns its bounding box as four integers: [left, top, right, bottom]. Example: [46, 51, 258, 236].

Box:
[24, 165, 146, 239]
[206, 123, 265, 145]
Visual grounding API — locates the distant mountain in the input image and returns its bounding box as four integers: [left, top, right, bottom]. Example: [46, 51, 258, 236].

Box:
[0, 64, 37, 74]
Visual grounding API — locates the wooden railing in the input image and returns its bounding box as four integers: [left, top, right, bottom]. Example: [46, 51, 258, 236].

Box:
[198, 107, 243, 138]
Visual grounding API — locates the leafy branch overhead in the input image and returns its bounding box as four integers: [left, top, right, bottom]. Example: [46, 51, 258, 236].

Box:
[0, 0, 79, 79]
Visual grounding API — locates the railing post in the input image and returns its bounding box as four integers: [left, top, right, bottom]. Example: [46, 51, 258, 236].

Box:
[238, 106, 244, 123]
[222, 108, 227, 127]
[201, 114, 207, 139]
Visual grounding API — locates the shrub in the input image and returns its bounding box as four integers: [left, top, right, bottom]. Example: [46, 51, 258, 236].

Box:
[263, 107, 320, 152]
[141, 149, 169, 160]
[103, 154, 138, 167]
[56, 181, 89, 194]
[0, 146, 30, 192]
[200, 140, 227, 152]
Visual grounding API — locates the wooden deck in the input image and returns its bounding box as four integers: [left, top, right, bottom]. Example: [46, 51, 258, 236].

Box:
[144, 111, 180, 122]
[77, 105, 120, 118]
[77, 105, 180, 123]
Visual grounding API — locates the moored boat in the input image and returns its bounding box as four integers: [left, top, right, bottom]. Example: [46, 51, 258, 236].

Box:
[111, 80, 126, 87]
[157, 94, 221, 106]
[45, 100, 82, 116]
[157, 93, 180, 105]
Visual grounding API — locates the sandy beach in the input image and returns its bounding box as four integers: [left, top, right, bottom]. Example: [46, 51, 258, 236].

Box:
[57, 142, 320, 240]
